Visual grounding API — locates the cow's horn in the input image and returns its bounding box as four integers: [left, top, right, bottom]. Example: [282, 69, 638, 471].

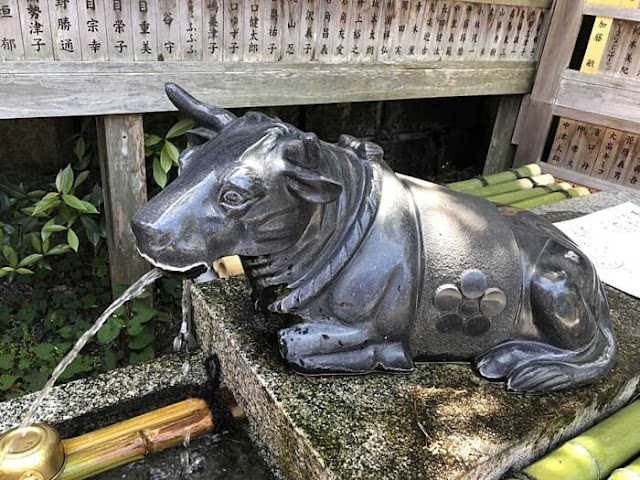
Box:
[165, 83, 237, 131]
[302, 133, 320, 168]
[283, 134, 320, 169]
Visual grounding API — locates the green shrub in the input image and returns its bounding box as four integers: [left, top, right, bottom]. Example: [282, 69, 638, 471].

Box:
[0, 116, 192, 399]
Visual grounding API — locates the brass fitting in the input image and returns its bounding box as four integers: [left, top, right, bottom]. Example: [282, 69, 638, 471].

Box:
[0, 424, 65, 480]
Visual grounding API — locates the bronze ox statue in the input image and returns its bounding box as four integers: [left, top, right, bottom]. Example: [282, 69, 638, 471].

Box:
[132, 84, 616, 393]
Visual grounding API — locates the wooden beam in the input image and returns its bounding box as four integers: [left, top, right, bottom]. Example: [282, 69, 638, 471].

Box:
[539, 161, 640, 193]
[484, 95, 522, 174]
[0, 61, 537, 119]
[513, 99, 555, 166]
[511, 94, 531, 145]
[469, 0, 552, 6]
[96, 114, 150, 298]
[556, 70, 640, 130]
[553, 105, 640, 134]
[583, 3, 640, 21]
[530, 0, 585, 104]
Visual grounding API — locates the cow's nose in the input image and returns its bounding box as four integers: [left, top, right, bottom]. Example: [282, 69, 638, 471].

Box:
[131, 220, 174, 251]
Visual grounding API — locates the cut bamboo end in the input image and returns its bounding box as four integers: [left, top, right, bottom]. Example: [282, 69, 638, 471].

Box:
[573, 186, 591, 197]
[609, 456, 640, 480]
[213, 256, 245, 278]
[62, 398, 210, 455]
[221, 386, 246, 421]
[448, 164, 542, 192]
[532, 174, 556, 186]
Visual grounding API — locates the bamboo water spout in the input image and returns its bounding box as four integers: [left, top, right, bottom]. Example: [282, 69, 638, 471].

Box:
[0, 398, 215, 480]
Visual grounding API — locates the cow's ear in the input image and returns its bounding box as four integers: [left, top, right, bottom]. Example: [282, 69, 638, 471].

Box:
[284, 170, 342, 204]
[186, 127, 217, 146]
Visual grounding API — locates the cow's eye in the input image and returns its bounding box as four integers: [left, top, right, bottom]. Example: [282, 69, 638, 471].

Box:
[221, 189, 246, 207]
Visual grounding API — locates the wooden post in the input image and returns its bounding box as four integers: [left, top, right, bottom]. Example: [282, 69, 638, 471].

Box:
[96, 114, 150, 299]
[513, 0, 585, 167]
[484, 95, 523, 175]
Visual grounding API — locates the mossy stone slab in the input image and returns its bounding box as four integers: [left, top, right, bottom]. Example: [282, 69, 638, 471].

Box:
[191, 193, 640, 480]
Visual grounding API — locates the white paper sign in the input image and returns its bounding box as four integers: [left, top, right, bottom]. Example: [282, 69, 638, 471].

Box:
[553, 202, 640, 298]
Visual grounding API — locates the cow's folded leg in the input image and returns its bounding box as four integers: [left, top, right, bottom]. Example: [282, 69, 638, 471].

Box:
[288, 346, 379, 374]
[278, 323, 368, 360]
[474, 340, 566, 380]
[280, 327, 414, 374]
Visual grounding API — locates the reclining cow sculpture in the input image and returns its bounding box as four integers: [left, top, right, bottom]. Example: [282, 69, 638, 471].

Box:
[132, 83, 616, 393]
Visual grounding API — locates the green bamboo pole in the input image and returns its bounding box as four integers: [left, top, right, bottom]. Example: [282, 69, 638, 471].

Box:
[58, 408, 214, 480]
[486, 183, 572, 205]
[448, 164, 542, 192]
[511, 187, 590, 209]
[609, 456, 640, 480]
[510, 401, 640, 480]
[464, 174, 555, 198]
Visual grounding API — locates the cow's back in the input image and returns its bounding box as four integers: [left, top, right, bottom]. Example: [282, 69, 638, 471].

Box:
[399, 176, 523, 360]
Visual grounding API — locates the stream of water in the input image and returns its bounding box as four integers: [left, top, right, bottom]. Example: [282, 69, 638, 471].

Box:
[0, 267, 164, 468]
[20, 267, 163, 430]
[1, 267, 215, 478]
[0, 268, 162, 464]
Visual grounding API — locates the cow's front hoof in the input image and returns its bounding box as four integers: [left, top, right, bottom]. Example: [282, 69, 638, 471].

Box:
[377, 342, 414, 373]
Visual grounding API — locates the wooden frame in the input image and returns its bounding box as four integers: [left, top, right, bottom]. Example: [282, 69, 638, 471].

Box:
[514, 0, 640, 193]
[0, 0, 557, 290]
[0, 61, 537, 119]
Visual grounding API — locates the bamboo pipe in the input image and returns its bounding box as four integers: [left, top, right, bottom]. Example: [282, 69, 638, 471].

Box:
[511, 187, 590, 209]
[447, 164, 542, 192]
[58, 432, 146, 480]
[510, 401, 640, 480]
[213, 256, 244, 278]
[486, 183, 572, 205]
[609, 456, 640, 480]
[58, 409, 214, 480]
[62, 398, 210, 455]
[463, 174, 555, 198]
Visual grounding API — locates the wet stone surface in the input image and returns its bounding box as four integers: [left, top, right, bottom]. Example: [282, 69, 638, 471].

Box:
[192, 191, 640, 480]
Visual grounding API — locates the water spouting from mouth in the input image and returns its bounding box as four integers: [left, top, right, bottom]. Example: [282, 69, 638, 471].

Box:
[10, 268, 163, 433]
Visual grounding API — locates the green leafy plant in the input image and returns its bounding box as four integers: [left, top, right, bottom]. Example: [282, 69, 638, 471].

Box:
[0, 118, 187, 399]
[0, 269, 110, 398]
[0, 129, 105, 280]
[0, 165, 104, 279]
[97, 290, 170, 369]
[144, 118, 196, 188]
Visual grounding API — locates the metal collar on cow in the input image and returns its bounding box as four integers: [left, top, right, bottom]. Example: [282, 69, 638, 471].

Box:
[165, 83, 237, 132]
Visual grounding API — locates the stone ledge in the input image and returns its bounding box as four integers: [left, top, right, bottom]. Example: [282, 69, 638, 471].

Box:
[192, 192, 640, 480]
[0, 350, 208, 433]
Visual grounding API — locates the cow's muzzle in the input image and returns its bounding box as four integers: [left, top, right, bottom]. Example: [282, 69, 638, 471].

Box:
[131, 220, 175, 252]
[131, 218, 210, 279]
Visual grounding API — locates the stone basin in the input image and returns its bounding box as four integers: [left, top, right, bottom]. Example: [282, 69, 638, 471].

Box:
[0, 351, 272, 479]
[191, 190, 640, 480]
